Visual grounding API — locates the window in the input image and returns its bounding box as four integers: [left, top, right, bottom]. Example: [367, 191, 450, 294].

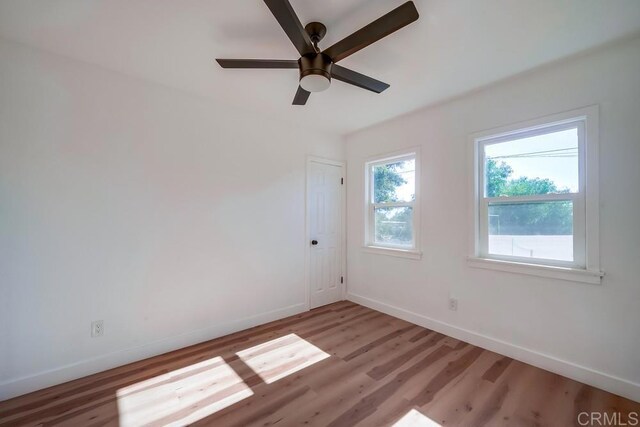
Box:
[470, 107, 602, 283]
[364, 150, 420, 258]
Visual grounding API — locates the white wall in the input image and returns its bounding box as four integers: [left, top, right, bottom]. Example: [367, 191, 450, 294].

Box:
[0, 38, 344, 400]
[345, 37, 640, 401]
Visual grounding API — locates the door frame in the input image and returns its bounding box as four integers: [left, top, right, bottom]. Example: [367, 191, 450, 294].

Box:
[305, 156, 347, 310]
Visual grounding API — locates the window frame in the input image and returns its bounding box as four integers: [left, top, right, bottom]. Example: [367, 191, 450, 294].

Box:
[364, 148, 421, 259]
[478, 121, 585, 268]
[469, 106, 603, 284]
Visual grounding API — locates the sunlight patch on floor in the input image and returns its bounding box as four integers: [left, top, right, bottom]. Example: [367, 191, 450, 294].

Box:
[393, 409, 442, 427]
[116, 356, 252, 426]
[236, 333, 330, 384]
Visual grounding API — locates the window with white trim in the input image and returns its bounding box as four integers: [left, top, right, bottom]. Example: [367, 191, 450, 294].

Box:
[473, 108, 601, 277]
[365, 151, 419, 254]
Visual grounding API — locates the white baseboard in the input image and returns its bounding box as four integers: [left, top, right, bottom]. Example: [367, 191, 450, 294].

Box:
[0, 303, 307, 401]
[347, 293, 640, 403]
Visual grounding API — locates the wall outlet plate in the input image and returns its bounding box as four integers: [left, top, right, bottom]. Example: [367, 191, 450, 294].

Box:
[91, 320, 104, 337]
[449, 297, 458, 311]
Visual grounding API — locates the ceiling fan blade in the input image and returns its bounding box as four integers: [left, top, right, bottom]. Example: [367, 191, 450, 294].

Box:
[331, 65, 390, 93]
[216, 59, 299, 69]
[324, 1, 419, 63]
[264, 0, 316, 56]
[292, 86, 310, 105]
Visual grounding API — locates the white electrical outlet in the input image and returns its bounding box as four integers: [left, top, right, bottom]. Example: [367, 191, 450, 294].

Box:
[449, 297, 458, 311]
[91, 320, 104, 337]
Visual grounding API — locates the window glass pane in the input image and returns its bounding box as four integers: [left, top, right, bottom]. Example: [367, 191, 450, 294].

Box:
[373, 158, 415, 203]
[375, 206, 413, 247]
[488, 201, 573, 261]
[484, 127, 579, 197]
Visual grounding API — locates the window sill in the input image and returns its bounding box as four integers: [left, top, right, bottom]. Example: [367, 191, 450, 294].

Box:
[363, 246, 422, 260]
[467, 256, 604, 285]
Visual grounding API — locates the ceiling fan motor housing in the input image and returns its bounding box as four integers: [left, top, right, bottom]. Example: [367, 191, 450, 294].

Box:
[298, 53, 332, 92]
[299, 53, 332, 81]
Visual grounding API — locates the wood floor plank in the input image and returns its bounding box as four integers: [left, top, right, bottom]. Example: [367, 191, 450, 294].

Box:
[411, 349, 503, 426]
[1, 302, 638, 427]
[327, 344, 467, 426]
[409, 346, 485, 407]
[474, 361, 542, 426]
[482, 355, 513, 383]
[367, 331, 445, 381]
[257, 372, 376, 427]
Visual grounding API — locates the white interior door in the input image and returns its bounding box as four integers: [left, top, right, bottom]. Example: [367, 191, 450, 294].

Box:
[308, 160, 344, 309]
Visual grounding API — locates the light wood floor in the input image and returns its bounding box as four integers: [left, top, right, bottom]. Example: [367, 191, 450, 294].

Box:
[1, 301, 638, 426]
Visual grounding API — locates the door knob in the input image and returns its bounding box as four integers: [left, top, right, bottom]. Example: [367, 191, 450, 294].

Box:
[311, 240, 318, 245]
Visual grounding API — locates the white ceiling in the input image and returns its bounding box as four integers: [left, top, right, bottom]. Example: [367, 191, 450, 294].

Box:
[1, 0, 639, 134]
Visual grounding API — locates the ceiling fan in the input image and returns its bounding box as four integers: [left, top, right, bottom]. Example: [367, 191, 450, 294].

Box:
[216, 0, 419, 105]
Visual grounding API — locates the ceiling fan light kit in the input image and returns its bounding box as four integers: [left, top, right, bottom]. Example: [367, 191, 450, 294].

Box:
[298, 52, 332, 92]
[216, 0, 419, 105]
